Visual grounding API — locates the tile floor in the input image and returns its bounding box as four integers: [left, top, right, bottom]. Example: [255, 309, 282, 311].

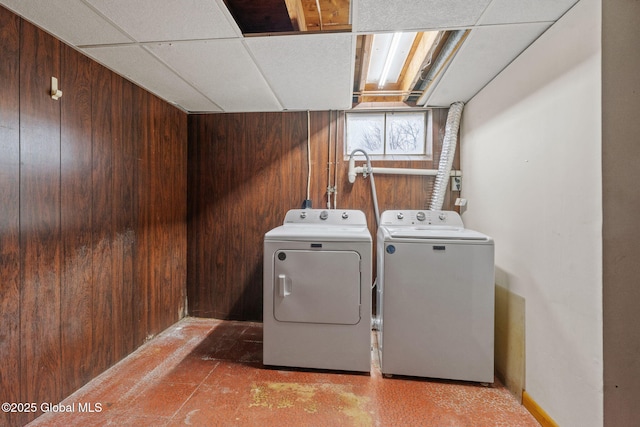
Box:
[29, 318, 539, 426]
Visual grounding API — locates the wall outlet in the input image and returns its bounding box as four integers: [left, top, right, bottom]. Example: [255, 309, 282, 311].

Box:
[451, 176, 462, 191]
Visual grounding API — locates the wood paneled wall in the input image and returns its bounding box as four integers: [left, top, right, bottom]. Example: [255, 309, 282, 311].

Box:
[188, 109, 457, 321]
[1, 7, 21, 425]
[188, 113, 308, 320]
[0, 8, 187, 425]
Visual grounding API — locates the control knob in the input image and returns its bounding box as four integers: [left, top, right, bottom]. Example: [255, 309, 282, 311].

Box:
[416, 211, 426, 221]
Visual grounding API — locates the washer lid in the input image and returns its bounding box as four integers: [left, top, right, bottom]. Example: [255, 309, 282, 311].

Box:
[385, 226, 491, 241]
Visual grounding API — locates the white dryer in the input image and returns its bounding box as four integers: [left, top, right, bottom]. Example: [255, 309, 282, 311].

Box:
[263, 209, 372, 372]
[377, 210, 494, 383]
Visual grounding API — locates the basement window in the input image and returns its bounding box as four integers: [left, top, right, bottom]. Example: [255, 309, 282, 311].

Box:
[345, 110, 432, 160]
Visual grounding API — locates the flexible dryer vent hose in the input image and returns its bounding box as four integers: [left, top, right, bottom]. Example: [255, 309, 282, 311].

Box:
[430, 101, 464, 211]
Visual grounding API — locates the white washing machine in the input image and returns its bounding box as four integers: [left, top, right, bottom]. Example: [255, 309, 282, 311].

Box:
[263, 209, 372, 372]
[377, 210, 495, 383]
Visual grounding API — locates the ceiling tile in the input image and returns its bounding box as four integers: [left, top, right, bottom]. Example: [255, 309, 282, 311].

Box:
[425, 22, 551, 107]
[83, 0, 240, 42]
[1, 0, 578, 113]
[478, 0, 580, 25]
[81, 45, 221, 112]
[146, 40, 282, 112]
[353, 0, 492, 32]
[0, 0, 131, 45]
[245, 33, 354, 111]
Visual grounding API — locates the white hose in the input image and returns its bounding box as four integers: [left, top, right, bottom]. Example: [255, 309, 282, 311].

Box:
[430, 102, 464, 210]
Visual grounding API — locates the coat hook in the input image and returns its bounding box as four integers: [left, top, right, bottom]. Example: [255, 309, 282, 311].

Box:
[51, 76, 62, 100]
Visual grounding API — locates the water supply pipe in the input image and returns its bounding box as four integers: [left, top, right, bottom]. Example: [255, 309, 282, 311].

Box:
[327, 111, 333, 209]
[347, 149, 380, 226]
[333, 113, 339, 209]
[349, 166, 461, 177]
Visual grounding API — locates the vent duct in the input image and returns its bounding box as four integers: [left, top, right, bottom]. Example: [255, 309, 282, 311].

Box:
[430, 101, 464, 211]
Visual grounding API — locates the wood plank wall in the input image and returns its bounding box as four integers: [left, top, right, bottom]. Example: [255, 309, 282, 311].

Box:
[187, 113, 308, 320]
[188, 109, 457, 321]
[0, 8, 188, 425]
[0, 7, 22, 425]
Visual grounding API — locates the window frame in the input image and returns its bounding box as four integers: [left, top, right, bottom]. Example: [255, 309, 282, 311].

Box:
[344, 109, 433, 161]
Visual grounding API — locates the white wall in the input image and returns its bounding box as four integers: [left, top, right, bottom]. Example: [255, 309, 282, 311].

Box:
[460, 0, 602, 426]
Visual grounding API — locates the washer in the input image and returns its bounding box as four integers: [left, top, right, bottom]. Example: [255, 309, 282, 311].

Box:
[263, 209, 372, 372]
[377, 210, 494, 383]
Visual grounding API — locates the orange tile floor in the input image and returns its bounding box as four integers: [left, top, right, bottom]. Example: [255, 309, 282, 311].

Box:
[29, 318, 539, 427]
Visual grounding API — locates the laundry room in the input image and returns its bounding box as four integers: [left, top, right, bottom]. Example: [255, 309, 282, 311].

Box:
[1, 0, 639, 426]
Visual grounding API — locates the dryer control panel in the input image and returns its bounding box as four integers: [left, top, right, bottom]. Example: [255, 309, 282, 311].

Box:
[283, 209, 367, 226]
[380, 210, 464, 227]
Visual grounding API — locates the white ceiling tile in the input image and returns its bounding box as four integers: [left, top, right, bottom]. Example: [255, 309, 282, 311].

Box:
[425, 22, 551, 107]
[146, 40, 282, 112]
[478, 0, 580, 25]
[246, 33, 354, 111]
[0, 0, 131, 45]
[1, 0, 581, 113]
[83, 0, 240, 42]
[353, 0, 493, 32]
[81, 45, 221, 112]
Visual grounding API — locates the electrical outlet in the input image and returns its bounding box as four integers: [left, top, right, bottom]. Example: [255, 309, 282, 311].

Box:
[451, 176, 462, 192]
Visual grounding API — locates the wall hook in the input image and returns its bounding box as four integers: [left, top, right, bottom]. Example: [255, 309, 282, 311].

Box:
[51, 76, 62, 100]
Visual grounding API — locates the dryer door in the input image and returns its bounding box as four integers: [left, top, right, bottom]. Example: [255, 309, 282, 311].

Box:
[273, 250, 361, 325]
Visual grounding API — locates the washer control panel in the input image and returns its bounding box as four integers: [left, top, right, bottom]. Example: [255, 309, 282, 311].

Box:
[380, 210, 464, 227]
[283, 209, 368, 226]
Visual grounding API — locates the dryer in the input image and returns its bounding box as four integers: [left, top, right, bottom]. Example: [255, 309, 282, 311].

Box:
[263, 209, 372, 372]
[377, 210, 494, 383]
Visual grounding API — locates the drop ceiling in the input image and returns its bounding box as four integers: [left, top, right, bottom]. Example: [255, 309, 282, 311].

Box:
[0, 0, 580, 113]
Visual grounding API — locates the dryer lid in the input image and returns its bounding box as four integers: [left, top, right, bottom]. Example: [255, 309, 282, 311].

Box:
[265, 224, 372, 242]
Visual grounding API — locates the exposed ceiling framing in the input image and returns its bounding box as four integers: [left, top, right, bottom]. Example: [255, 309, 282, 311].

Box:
[225, 0, 351, 34]
[286, 0, 351, 32]
[353, 31, 451, 105]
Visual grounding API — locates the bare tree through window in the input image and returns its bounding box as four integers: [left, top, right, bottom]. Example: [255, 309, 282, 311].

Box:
[386, 113, 425, 154]
[361, 121, 383, 152]
[346, 111, 428, 157]
[345, 113, 384, 155]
